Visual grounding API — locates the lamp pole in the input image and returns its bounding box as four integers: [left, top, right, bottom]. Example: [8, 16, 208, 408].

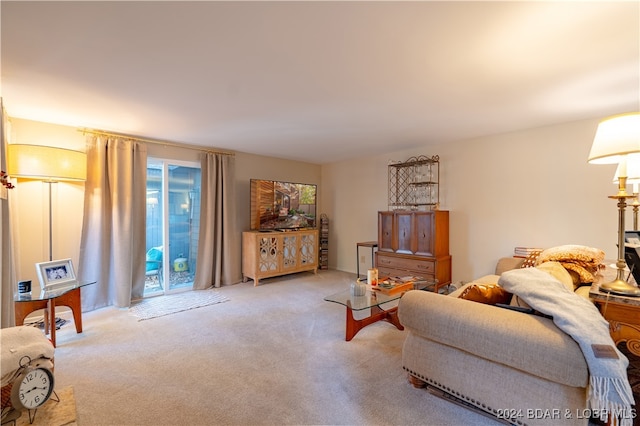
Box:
[47, 181, 54, 261]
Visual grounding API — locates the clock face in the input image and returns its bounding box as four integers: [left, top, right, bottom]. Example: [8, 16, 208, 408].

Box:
[16, 368, 54, 409]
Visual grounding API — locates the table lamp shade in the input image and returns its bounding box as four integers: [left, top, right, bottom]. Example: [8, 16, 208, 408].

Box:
[588, 112, 640, 164]
[7, 144, 86, 182]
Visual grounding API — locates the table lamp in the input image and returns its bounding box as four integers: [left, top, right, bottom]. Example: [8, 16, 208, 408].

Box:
[588, 112, 640, 296]
[7, 144, 86, 261]
[614, 155, 640, 230]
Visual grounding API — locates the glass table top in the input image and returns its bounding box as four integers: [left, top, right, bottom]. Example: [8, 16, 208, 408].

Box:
[324, 278, 437, 311]
[14, 281, 97, 302]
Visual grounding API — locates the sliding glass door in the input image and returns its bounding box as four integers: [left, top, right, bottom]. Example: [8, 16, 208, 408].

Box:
[145, 159, 201, 297]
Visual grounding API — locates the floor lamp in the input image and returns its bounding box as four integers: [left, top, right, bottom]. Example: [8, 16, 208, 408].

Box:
[7, 144, 87, 261]
[588, 112, 640, 296]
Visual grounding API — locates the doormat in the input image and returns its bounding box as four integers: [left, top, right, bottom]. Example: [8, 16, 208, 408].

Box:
[129, 289, 229, 321]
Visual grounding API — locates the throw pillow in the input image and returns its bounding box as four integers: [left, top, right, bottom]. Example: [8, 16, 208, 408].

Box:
[520, 250, 542, 268]
[535, 261, 575, 291]
[535, 244, 605, 284]
[458, 284, 512, 305]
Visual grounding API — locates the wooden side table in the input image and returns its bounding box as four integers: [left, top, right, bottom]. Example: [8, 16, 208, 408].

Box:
[14, 281, 95, 347]
[590, 282, 640, 356]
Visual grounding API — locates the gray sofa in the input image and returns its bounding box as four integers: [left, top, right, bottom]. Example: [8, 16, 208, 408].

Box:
[397, 258, 590, 426]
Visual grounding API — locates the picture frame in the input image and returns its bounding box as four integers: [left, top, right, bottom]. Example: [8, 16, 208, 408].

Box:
[35, 258, 77, 292]
[625, 231, 640, 285]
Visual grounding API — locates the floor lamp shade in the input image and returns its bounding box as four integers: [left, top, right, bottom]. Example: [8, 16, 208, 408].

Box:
[7, 144, 86, 262]
[7, 144, 86, 182]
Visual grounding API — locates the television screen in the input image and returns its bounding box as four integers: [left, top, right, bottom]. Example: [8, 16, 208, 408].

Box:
[250, 179, 317, 231]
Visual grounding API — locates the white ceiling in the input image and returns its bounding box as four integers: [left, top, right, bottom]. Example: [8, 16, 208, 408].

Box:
[2, 1, 639, 164]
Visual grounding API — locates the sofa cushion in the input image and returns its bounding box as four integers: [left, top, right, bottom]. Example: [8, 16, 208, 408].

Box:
[398, 290, 589, 388]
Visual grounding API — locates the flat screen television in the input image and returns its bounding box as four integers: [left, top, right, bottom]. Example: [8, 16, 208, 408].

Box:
[250, 179, 317, 231]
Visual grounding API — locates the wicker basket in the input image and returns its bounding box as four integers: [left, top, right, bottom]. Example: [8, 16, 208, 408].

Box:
[1, 382, 14, 410]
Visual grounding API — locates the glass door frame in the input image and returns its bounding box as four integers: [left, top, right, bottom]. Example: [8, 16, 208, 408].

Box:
[146, 157, 201, 297]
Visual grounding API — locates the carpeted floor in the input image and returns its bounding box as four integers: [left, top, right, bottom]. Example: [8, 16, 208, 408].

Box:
[620, 345, 640, 425]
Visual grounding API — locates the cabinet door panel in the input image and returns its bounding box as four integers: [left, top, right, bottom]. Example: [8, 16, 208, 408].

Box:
[396, 212, 413, 254]
[414, 212, 434, 256]
[258, 236, 280, 272]
[300, 232, 316, 266]
[378, 211, 395, 252]
[282, 235, 298, 270]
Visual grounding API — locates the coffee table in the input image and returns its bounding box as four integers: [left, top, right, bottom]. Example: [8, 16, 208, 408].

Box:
[324, 278, 437, 341]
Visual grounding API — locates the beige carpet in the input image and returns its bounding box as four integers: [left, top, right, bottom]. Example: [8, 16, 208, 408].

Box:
[51, 270, 501, 425]
[15, 386, 76, 426]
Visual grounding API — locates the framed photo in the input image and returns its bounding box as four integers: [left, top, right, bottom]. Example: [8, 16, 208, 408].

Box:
[626, 231, 640, 246]
[36, 258, 77, 291]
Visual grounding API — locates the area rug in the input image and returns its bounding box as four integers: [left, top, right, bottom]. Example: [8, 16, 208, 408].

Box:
[15, 385, 76, 426]
[129, 289, 229, 321]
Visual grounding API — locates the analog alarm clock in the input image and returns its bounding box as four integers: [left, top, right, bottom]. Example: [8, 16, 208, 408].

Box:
[11, 366, 55, 410]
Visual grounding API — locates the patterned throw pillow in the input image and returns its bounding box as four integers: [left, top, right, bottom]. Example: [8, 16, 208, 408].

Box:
[520, 250, 542, 268]
[536, 244, 605, 284]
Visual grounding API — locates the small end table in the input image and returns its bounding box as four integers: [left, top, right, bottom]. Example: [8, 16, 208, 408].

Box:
[590, 281, 640, 356]
[14, 281, 96, 347]
[356, 241, 378, 280]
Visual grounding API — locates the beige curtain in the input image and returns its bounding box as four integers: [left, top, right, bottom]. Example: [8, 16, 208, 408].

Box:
[193, 153, 239, 289]
[0, 99, 16, 327]
[78, 136, 147, 310]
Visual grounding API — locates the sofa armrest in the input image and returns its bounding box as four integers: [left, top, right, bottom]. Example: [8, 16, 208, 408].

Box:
[495, 257, 525, 274]
[398, 290, 588, 387]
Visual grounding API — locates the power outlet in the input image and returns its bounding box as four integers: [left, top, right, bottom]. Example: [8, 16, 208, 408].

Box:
[360, 255, 366, 264]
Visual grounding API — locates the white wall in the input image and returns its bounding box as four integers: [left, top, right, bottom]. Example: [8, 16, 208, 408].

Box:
[320, 118, 621, 283]
[8, 116, 624, 290]
[7, 118, 322, 289]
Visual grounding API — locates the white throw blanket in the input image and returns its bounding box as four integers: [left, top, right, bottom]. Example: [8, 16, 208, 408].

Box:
[499, 268, 635, 426]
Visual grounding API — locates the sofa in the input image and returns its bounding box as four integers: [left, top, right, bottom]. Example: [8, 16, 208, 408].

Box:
[397, 256, 593, 426]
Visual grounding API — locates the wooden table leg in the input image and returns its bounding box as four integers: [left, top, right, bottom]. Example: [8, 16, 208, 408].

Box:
[48, 299, 56, 348]
[53, 287, 83, 333]
[345, 301, 404, 341]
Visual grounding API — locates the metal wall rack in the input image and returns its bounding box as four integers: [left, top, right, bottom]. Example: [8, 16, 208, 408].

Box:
[388, 155, 440, 211]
